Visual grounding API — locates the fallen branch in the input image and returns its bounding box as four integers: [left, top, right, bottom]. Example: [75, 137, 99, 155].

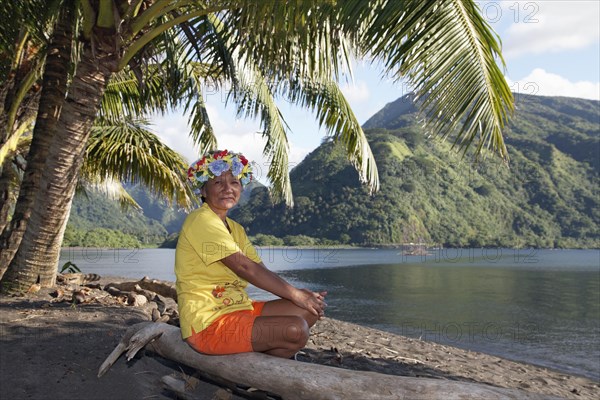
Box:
[56, 273, 101, 286]
[99, 323, 558, 400]
[104, 277, 177, 301]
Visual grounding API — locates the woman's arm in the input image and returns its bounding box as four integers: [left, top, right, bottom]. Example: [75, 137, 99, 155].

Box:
[221, 252, 326, 317]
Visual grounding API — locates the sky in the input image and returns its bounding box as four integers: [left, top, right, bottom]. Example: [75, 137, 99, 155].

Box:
[152, 1, 600, 184]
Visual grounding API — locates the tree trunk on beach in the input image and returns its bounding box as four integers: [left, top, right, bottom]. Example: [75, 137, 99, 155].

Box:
[1, 44, 113, 292]
[99, 322, 555, 400]
[0, 159, 19, 235]
[0, 5, 73, 283]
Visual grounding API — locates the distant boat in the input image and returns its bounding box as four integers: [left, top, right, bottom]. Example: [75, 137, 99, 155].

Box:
[401, 242, 431, 256]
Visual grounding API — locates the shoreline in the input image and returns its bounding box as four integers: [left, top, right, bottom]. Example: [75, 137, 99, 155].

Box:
[1, 275, 598, 399]
[334, 319, 599, 383]
[62, 245, 600, 251]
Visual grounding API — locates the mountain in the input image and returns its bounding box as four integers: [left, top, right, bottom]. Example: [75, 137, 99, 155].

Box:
[229, 94, 599, 248]
[64, 188, 173, 247]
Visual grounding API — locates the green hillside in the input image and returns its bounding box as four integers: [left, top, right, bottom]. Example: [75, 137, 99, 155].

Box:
[230, 94, 599, 248]
[64, 188, 172, 247]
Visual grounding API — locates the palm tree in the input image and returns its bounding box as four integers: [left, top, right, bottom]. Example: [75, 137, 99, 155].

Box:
[0, 1, 74, 282]
[1, 0, 514, 293]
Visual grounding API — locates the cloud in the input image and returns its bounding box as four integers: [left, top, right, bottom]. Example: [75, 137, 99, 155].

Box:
[501, 1, 600, 59]
[340, 80, 370, 104]
[506, 68, 600, 100]
[150, 112, 197, 162]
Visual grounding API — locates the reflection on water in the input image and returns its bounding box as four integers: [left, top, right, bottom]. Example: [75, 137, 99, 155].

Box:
[280, 260, 600, 380]
[59, 247, 600, 379]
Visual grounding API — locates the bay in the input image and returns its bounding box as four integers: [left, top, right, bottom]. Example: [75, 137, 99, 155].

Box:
[59, 247, 600, 380]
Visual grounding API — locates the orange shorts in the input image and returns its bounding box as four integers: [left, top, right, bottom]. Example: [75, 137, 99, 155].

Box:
[186, 301, 266, 355]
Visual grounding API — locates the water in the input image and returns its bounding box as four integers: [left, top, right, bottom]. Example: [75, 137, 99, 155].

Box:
[59, 247, 600, 380]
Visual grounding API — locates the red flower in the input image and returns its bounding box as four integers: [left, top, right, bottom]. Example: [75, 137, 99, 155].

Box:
[212, 286, 225, 298]
[239, 155, 248, 166]
[214, 150, 228, 159]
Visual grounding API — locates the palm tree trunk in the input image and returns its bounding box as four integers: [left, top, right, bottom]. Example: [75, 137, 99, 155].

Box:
[1, 41, 113, 293]
[0, 73, 15, 144]
[0, 157, 21, 234]
[2, 42, 113, 292]
[0, 5, 74, 282]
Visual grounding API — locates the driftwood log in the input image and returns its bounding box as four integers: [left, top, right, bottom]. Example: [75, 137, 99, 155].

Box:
[98, 322, 558, 400]
[104, 277, 177, 301]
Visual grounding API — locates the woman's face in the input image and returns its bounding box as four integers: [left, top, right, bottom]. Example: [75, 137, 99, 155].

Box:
[201, 170, 242, 214]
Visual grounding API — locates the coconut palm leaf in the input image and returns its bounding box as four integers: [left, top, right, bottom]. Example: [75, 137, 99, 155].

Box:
[198, 13, 293, 204]
[186, 6, 375, 203]
[75, 177, 141, 210]
[215, 1, 355, 87]
[229, 59, 293, 205]
[82, 115, 195, 210]
[181, 62, 218, 155]
[0, 117, 35, 165]
[285, 78, 379, 193]
[351, 0, 513, 160]
[101, 69, 170, 119]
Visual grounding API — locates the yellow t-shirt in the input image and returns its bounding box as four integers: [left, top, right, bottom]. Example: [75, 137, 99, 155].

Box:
[175, 203, 262, 339]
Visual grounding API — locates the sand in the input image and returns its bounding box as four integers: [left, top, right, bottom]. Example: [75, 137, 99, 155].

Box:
[0, 277, 598, 400]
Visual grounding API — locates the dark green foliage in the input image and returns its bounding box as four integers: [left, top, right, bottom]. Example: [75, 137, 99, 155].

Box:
[230, 94, 599, 248]
[65, 188, 168, 246]
[251, 234, 285, 246]
[63, 226, 142, 248]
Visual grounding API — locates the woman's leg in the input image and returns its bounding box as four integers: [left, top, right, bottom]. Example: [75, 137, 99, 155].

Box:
[261, 298, 319, 327]
[250, 299, 319, 358]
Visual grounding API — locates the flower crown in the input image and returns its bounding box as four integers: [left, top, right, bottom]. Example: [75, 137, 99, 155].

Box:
[187, 150, 253, 194]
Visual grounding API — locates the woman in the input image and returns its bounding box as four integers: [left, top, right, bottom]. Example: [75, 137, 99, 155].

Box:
[175, 150, 327, 359]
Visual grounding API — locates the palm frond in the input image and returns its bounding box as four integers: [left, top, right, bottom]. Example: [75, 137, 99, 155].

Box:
[75, 177, 141, 210]
[285, 79, 379, 193]
[83, 115, 195, 210]
[231, 61, 293, 205]
[204, 12, 293, 205]
[0, 117, 34, 165]
[101, 67, 172, 119]
[175, 13, 237, 82]
[219, 1, 355, 83]
[181, 62, 218, 155]
[355, 0, 513, 160]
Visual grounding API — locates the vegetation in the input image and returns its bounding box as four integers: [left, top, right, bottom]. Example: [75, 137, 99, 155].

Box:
[65, 189, 168, 247]
[231, 94, 599, 248]
[63, 227, 142, 248]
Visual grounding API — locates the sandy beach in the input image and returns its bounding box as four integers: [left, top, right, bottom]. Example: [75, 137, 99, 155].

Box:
[0, 276, 598, 400]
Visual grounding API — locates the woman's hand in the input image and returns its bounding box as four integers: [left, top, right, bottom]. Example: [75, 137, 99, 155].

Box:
[221, 254, 328, 317]
[291, 289, 328, 318]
